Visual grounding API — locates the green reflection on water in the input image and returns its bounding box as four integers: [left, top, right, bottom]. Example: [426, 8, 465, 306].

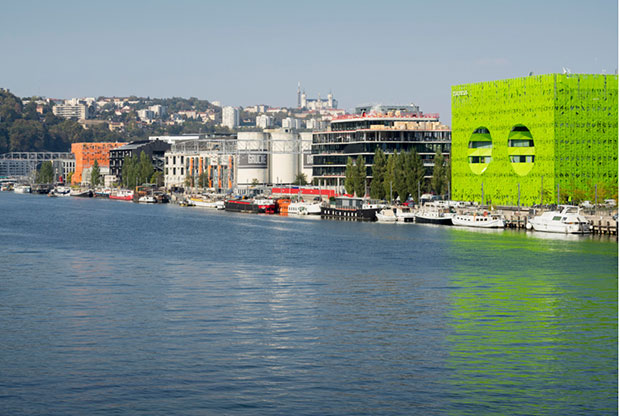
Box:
[444, 228, 617, 415]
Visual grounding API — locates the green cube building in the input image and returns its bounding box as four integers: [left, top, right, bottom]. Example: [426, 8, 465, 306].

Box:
[451, 73, 618, 205]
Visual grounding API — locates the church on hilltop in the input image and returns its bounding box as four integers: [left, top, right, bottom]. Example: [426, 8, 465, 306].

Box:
[297, 82, 337, 110]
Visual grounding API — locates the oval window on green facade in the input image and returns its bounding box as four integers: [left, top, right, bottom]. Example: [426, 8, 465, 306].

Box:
[508, 125, 535, 176]
[468, 127, 492, 175]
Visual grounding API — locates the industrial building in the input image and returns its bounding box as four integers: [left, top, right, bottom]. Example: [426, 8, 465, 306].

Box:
[161, 129, 313, 191]
[311, 109, 451, 188]
[451, 73, 618, 205]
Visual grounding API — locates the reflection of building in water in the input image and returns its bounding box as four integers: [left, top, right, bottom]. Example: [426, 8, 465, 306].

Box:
[445, 229, 618, 415]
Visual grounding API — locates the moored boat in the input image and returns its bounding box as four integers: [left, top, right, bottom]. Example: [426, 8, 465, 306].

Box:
[49, 186, 71, 197]
[414, 208, 453, 225]
[14, 185, 31, 194]
[288, 201, 322, 215]
[253, 198, 277, 214]
[527, 205, 590, 234]
[189, 196, 224, 209]
[375, 208, 398, 223]
[395, 206, 416, 223]
[110, 190, 134, 201]
[70, 189, 93, 197]
[138, 195, 157, 203]
[320, 197, 382, 222]
[94, 188, 111, 198]
[225, 198, 257, 213]
[451, 212, 506, 228]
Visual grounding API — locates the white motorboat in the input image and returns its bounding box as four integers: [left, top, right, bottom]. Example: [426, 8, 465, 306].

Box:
[138, 195, 157, 203]
[527, 205, 590, 234]
[288, 201, 322, 215]
[395, 206, 416, 223]
[451, 212, 506, 228]
[49, 186, 71, 197]
[375, 208, 398, 223]
[189, 196, 225, 209]
[14, 185, 31, 194]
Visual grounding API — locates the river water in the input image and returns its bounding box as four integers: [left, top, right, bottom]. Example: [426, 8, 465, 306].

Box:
[0, 192, 617, 415]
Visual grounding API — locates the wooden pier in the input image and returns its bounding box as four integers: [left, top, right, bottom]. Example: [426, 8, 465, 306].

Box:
[505, 215, 528, 229]
[590, 220, 618, 236]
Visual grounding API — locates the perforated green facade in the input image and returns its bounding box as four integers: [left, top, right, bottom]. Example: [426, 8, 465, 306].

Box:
[451, 74, 618, 205]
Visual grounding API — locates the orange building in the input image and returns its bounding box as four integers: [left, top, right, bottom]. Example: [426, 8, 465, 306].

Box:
[71, 142, 125, 184]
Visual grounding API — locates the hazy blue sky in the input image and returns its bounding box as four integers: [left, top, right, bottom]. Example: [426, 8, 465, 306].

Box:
[1, 0, 617, 124]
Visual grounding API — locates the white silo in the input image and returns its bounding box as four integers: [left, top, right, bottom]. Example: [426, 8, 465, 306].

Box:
[237, 132, 269, 186]
[269, 129, 298, 185]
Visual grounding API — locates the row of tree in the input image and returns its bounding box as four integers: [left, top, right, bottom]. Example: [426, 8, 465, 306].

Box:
[344, 149, 450, 202]
[121, 152, 156, 188]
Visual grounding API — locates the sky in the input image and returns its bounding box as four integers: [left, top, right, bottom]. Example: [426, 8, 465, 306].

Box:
[0, 0, 617, 125]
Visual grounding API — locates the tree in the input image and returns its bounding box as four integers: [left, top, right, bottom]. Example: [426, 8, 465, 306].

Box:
[138, 151, 154, 184]
[151, 171, 164, 187]
[91, 160, 101, 186]
[37, 161, 54, 184]
[383, 154, 395, 202]
[405, 150, 425, 203]
[431, 150, 447, 196]
[197, 171, 209, 188]
[185, 174, 194, 188]
[393, 152, 408, 201]
[344, 157, 355, 195]
[370, 148, 386, 200]
[294, 172, 308, 186]
[354, 155, 366, 197]
[251, 178, 259, 187]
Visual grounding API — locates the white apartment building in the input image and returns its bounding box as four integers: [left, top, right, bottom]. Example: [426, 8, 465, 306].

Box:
[53, 104, 89, 120]
[222, 106, 239, 129]
[256, 114, 274, 129]
[148, 104, 166, 117]
[282, 117, 303, 130]
[137, 109, 154, 120]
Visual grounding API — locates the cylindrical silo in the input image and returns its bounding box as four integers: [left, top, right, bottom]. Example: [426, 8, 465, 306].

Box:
[236, 132, 269, 186]
[269, 129, 298, 185]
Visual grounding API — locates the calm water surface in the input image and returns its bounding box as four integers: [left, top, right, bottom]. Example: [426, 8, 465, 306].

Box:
[0, 192, 617, 415]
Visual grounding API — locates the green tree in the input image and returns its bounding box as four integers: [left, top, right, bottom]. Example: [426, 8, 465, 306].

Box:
[150, 171, 164, 187]
[344, 157, 355, 195]
[251, 178, 259, 186]
[138, 151, 154, 184]
[37, 161, 54, 184]
[393, 152, 408, 202]
[294, 172, 308, 186]
[383, 153, 395, 202]
[91, 160, 101, 186]
[431, 150, 447, 196]
[354, 155, 366, 197]
[122, 154, 138, 188]
[405, 150, 425, 203]
[9, 119, 47, 151]
[370, 148, 386, 200]
[197, 171, 209, 188]
[185, 174, 194, 188]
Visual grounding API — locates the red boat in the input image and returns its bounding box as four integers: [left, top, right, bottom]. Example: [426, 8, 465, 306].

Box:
[109, 190, 134, 201]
